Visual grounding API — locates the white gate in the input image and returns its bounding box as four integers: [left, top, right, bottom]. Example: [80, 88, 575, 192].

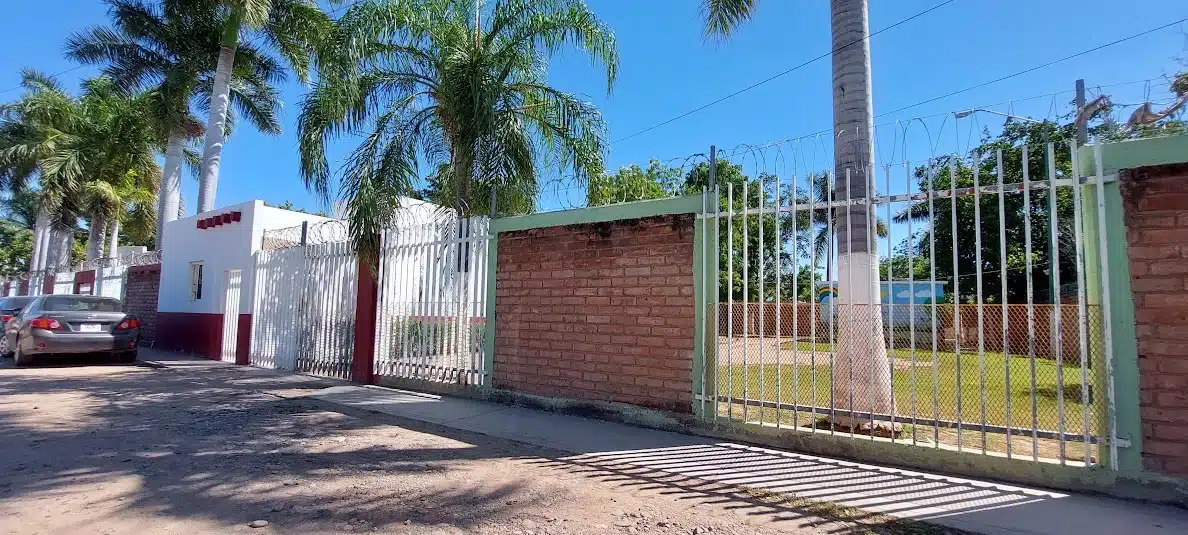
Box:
[221, 269, 242, 364]
[375, 215, 491, 385]
[250, 226, 357, 379]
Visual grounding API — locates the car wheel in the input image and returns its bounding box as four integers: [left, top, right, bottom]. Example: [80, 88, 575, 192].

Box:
[0, 336, 12, 359]
[119, 350, 138, 363]
[13, 342, 33, 366]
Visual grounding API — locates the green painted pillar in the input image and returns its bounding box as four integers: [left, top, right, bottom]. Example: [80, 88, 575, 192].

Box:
[1079, 147, 1142, 472]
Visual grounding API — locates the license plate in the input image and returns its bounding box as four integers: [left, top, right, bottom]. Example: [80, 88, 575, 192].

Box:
[79, 324, 102, 333]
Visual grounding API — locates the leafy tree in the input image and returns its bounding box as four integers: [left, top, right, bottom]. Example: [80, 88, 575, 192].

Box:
[298, 0, 618, 262]
[587, 161, 682, 206]
[67, 0, 283, 245]
[0, 221, 33, 277]
[197, 0, 335, 213]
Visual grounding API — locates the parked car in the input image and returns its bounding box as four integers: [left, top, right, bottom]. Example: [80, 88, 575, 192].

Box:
[0, 295, 140, 366]
[0, 296, 34, 328]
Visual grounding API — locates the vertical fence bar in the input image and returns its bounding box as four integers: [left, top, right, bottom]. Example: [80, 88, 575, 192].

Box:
[906, 161, 918, 446]
[828, 171, 836, 436]
[928, 162, 939, 447]
[790, 174, 800, 431]
[1048, 143, 1066, 464]
[809, 174, 819, 433]
[868, 167, 879, 441]
[701, 187, 710, 417]
[974, 153, 987, 454]
[1024, 146, 1039, 461]
[1093, 143, 1119, 470]
[758, 181, 766, 423]
[742, 181, 750, 423]
[1071, 142, 1092, 466]
[727, 184, 735, 420]
[950, 159, 963, 452]
[998, 149, 1012, 459]
[883, 164, 895, 443]
[712, 184, 722, 419]
[844, 168, 854, 438]
[775, 175, 783, 429]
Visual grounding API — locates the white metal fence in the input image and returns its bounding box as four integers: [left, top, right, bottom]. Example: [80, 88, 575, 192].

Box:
[250, 233, 358, 379]
[374, 214, 491, 386]
[701, 142, 1118, 470]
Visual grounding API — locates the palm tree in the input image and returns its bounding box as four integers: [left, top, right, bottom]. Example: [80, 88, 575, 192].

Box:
[298, 0, 618, 261]
[67, 0, 282, 246]
[703, 0, 892, 431]
[197, 0, 335, 213]
[0, 70, 87, 272]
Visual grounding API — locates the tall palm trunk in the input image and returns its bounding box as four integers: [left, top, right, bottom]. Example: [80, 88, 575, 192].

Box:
[157, 132, 184, 248]
[86, 214, 107, 261]
[106, 218, 120, 259]
[829, 0, 894, 430]
[30, 207, 50, 271]
[197, 11, 243, 214]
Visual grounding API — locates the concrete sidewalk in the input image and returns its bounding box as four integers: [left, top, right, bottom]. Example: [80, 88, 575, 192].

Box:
[305, 384, 1188, 535]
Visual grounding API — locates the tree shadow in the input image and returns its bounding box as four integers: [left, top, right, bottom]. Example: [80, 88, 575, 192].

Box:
[0, 358, 541, 533]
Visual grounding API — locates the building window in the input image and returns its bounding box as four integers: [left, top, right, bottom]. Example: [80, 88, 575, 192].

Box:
[189, 262, 204, 301]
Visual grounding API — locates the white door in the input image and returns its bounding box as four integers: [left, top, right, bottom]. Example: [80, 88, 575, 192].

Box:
[221, 269, 242, 364]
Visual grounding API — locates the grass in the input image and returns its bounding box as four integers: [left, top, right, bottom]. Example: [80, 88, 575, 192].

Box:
[716, 339, 1099, 436]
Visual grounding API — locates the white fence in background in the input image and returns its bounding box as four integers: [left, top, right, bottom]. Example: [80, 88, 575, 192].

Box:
[249, 238, 357, 379]
[701, 142, 1118, 471]
[374, 215, 491, 386]
[52, 271, 74, 294]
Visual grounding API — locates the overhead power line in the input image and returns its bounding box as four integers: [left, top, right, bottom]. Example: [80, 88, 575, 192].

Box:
[610, 0, 961, 145]
[875, 16, 1188, 118]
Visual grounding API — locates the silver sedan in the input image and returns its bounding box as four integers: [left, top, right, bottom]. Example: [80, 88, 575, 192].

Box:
[0, 295, 140, 366]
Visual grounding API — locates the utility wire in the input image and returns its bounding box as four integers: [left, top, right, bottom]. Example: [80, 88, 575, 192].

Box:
[876, 16, 1188, 118]
[610, 0, 960, 145]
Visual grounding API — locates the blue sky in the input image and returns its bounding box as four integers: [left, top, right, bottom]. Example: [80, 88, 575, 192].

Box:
[2, 0, 1185, 215]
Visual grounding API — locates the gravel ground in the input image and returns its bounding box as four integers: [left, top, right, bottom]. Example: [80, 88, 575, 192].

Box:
[0, 351, 884, 535]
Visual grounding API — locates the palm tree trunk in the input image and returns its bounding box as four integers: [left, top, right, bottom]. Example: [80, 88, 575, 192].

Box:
[107, 218, 120, 259]
[197, 11, 243, 214]
[30, 207, 50, 271]
[829, 0, 895, 431]
[86, 214, 106, 262]
[157, 132, 184, 249]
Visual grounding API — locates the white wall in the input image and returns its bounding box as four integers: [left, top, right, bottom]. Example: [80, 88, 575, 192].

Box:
[158, 200, 332, 315]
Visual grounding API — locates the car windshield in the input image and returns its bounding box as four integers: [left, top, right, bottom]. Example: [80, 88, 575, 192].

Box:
[42, 296, 123, 312]
[0, 297, 33, 310]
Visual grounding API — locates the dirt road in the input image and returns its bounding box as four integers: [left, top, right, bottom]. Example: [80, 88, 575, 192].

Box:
[0, 351, 875, 535]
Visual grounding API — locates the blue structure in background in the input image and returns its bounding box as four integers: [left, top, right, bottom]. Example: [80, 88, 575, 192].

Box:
[816, 281, 948, 328]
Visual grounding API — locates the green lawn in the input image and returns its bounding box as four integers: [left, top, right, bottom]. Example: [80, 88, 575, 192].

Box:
[715, 342, 1099, 434]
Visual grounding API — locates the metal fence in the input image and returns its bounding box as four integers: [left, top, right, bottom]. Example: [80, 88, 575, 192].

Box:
[250, 239, 358, 378]
[374, 214, 491, 385]
[261, 220, 350, 251]
[700, 142, 1119, 470]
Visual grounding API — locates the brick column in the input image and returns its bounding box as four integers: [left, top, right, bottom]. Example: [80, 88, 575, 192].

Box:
[1120, 162, 1188, 478]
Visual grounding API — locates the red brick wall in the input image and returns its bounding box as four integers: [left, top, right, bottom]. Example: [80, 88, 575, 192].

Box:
[494, 214, 696, 413]
[1120, 162, 1188, 478]
[125, 264, 161, 345]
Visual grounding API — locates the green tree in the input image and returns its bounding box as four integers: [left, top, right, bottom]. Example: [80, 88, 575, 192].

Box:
[587, 161, 682, 206]
[197, 0, 335, 213]
[67, 0, 283, 245]
[298, 0, 619, 262]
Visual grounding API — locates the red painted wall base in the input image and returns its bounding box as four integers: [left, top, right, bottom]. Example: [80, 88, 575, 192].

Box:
[156, 312, 223, 360]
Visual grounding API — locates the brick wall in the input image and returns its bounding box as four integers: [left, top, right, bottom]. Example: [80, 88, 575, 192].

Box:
[1120, 162, 1188, 478]
[125, 264, 161, 345]
[494, 214, 696, 413]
